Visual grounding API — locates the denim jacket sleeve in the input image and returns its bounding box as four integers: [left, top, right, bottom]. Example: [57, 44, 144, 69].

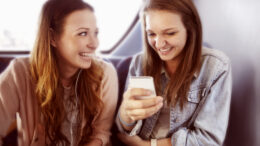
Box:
[171, 54, 232, 146]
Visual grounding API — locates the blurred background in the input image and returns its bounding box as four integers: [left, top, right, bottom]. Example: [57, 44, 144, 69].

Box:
[0, 0, 260, 146]
[0, 0, 142, 52]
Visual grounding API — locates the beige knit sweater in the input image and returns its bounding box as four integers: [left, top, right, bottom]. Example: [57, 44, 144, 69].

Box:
[0, 57, 118, 146]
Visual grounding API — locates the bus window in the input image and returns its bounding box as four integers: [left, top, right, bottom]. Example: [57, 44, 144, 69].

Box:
[0, 0, 142, 52]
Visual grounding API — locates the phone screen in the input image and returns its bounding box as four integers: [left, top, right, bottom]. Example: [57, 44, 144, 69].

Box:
[128, 76, 156, 99]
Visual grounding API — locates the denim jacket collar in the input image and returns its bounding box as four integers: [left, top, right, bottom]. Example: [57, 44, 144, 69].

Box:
[160, 66, 200, 79]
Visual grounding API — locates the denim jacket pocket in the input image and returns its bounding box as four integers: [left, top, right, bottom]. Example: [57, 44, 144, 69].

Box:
[187, 87, 206, 103]
[172, 88, 206, 126]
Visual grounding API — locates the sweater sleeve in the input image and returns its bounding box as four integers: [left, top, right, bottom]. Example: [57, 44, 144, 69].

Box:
[0, 59, 24, 144]
[91, 62, 119, 145]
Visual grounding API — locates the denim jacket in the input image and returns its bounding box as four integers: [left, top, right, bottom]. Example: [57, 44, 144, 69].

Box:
[116, 47, 232, 146]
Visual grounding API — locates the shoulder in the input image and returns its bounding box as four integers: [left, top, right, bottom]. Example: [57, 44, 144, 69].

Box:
[94, 57, 118, 81]
[94, 58, 119, 99]
[97, 58, 117, 76]
[201, 47, 230, 71]
[194, 47, 231, 87]
[0, 57, 31, 97]
[131, 53, 143, 67]
[128, 53, 144, 76]
[9, 57, 30, 69]
[13, 57, 31, 76]
[0, 57, 30, 79]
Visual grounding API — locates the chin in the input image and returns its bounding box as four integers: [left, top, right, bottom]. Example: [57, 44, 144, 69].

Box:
[79, 62, 92, 69]
[159, 55, 173, 61]
[159, 52, 181, 61]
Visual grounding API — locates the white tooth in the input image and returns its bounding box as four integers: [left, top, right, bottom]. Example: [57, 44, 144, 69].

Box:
[79, 53, 94, 57]
[160, 48, 171, 52]
[89, 54, 95, 57]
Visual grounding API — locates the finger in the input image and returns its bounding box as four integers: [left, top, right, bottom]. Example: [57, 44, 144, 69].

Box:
[124, 88, 153, 99]
[127, 102, 163, 120]
[125, 96, 163, 110]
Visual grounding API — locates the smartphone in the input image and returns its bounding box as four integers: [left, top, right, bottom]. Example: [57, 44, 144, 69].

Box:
[128, 76, 156, 99]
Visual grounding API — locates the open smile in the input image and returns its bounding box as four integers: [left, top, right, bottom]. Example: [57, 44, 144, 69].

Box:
[79, 52, 95, 61]
[158, 47, 174, 55]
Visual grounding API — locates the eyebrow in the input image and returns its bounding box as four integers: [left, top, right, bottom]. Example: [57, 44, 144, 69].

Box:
[76, 27, 99, 32]
[76, 27, 90, 31]
[163, 28, 178, 31]
[146, 27, 178, 32]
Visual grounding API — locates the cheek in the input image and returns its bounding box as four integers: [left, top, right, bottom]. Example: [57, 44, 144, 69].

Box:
[55, 39, 67, 54]
[179, 31, 187, 48]
[178, 37, 187, 49]
[58, 36, 74, 48]
[147, 38, 155, 48]
[95, 38, 100, 47]
[56, 39, 77, 55]
[171, 35, 187, 49]
[77, 39, 85, 46]
[72, 38, 88, 49]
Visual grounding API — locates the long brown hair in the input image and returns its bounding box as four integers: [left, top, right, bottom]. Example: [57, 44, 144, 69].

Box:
[141, 0, 202, 108]
[30, 0, 103, 144]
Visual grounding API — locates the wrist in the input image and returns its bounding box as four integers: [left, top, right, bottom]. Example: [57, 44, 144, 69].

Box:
[144, 139, 151, 146]
[119, 106, 136, 124]
[118, 110, 136, 127]
[151, 139, 157, 146]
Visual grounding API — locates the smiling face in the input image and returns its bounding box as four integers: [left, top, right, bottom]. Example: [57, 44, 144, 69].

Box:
[145, 10, 187, 64]
[52, 9, 98, 75]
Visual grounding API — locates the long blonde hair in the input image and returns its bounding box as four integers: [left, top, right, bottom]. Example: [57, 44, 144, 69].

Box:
[30, 0, 103, 144]
[141, 0, 202, 108]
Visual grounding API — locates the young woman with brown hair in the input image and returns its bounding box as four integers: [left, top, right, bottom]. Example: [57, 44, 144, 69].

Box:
[0, 0, 118, 145]
[117, 0, 232, 145]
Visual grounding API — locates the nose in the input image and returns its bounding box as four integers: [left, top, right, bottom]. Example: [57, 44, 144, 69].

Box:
[87, 34, 99, 51]
[155, 36, 166, 49]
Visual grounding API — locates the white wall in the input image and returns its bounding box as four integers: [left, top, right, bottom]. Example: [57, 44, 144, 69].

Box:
[194, 0, 260, 145]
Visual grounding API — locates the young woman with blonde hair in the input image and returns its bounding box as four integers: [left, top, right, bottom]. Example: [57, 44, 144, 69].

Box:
[117, 0, 232, 145]
[0, 0, 118, 145]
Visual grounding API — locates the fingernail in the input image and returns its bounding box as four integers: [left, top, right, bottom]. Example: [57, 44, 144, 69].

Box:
[146, 90, 152, 95]
[158, 102, 163, 108]
[157, 97, 163, 102]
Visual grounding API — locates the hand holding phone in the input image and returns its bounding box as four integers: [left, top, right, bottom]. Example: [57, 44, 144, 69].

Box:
[119, 76, 163, 125]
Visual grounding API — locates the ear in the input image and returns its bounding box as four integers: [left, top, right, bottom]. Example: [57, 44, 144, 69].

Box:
[50, 28, 57, 47]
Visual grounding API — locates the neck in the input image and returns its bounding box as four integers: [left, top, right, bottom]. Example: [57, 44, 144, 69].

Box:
[165, 60, 179, 76]
[61, 76, 74, 88]
[58, 63, 79, 88]
[164, 51, 184, 76]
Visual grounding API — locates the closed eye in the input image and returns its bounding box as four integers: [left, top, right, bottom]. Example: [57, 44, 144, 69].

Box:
[147, 32, 156, 37]
[166, 32, 176, 36]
